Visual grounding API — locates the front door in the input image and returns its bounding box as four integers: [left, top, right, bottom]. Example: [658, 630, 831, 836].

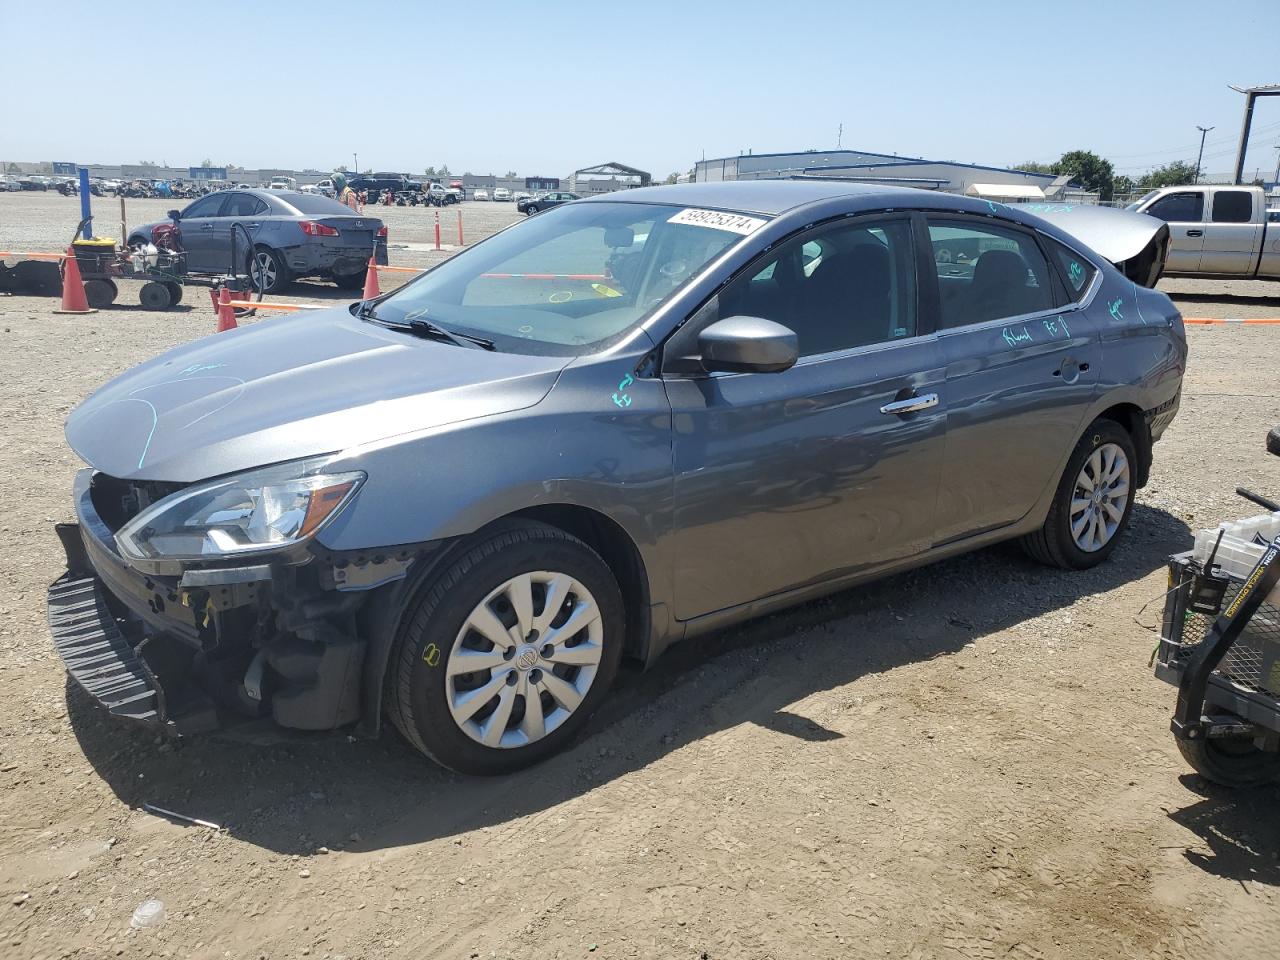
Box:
[925, 217, 1101, 543]
[665, 214, 947, 621]
[174, 193, 228, 273]
[1141, 189, 1206, 273]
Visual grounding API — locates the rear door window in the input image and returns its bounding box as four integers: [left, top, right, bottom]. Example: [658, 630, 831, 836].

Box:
[1211, 190, 1254, 223]
[927, 219, 1060, 328]
[1145, 191, 1205, 223]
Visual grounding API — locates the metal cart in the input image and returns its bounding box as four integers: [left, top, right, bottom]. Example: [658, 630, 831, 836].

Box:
[1154, 427, 1280, 787]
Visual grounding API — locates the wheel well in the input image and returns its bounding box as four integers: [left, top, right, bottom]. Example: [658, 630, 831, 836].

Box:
[508, 504, 651, 662]
[1096, 403, 1151, 487]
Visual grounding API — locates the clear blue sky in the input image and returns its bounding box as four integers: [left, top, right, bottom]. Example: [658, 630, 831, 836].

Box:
[4, 0, 1279, 181]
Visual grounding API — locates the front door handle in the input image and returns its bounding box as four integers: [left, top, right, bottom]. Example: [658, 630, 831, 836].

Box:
[199, 223, 214, 231]
[1186, 229, 1203, 237]
[880, 392, 939, 416]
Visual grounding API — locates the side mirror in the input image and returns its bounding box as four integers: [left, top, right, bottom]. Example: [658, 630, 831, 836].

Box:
[698, 316, 798, 374]
[167, 209, 181, 221]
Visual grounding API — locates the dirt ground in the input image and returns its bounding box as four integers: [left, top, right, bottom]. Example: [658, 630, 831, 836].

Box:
[1, 191, 1279, 960]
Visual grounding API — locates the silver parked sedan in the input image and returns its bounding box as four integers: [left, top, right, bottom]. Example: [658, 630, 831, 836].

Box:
[127, 188, 388, 293]
[52, 182, 1185, 774]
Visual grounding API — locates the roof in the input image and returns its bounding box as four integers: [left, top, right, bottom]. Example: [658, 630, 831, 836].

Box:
[579, 180, 910, 215]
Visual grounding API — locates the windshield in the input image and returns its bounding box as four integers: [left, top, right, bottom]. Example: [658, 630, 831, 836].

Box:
[368, 202, 758, 355]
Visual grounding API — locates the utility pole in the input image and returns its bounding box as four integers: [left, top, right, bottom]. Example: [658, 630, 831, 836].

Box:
[1194, 125, 1214, 184]
[1272, 142, 1280, 186]
[837, 123, 843, 149]
[353, 152, 358, 174]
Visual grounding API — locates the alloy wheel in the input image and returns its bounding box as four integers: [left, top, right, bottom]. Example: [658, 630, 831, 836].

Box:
[1069, 442, 1130, 552]
[253, 252, 276, 290]
[446, 571, 604, 749]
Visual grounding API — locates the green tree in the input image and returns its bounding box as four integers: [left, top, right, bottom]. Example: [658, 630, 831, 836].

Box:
[506, 170, 518, 178]
[439, 164, 450, 176]
[1012, 160, 1054, 175]
[335, 164, 348, 173]
[663, 171, 680, 185]
[1113, 174, 1136, 196]
[424, 166, 437, 176]
[1053, 150, 1115, 201]
[1138, 160, 1198, 189]
[200, 158, 213, 167]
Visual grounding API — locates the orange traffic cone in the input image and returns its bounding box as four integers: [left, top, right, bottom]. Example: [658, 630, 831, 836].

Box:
[362, 255, 380, 300]
[52, 247, 96, 314]
[216, 286, 238, 332]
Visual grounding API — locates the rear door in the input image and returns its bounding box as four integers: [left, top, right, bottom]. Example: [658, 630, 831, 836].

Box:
[1200, 188, 1262, 274]
[175, 192, 230, 272]
[1141, 190, 1206, 273]
[926, 216, 1100, 544]
[210, 192, 270, 273]
[664, 213, 947, 619]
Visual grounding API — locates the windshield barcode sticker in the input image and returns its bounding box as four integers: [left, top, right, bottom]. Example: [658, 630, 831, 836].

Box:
[668, 208, 767, 235]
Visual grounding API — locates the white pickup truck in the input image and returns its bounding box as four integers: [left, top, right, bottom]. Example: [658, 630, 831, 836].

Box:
[1126, 184, 1280, 279]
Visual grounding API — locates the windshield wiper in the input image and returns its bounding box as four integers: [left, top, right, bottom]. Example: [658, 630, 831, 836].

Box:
[356, 302, 494, 350]
[407, 318, 495, 351]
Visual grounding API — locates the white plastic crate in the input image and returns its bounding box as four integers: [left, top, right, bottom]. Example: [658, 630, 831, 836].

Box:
[1192, 510, 1280, 595]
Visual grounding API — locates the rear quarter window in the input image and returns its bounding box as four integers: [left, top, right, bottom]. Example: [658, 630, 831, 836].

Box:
[1043, 236, 1097, 301]
[1212, 190, 1254, 224]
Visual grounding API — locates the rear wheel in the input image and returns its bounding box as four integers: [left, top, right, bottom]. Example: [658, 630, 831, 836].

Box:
[524, 205, 538, 215]
[138, 281, 172, 310]
[1177, 736, 1280, 788]
[387, 522, 624, 775]
[249, 247, 290, 294]
[163, 281, 183, 305]
[1021, 418, 1136, 569]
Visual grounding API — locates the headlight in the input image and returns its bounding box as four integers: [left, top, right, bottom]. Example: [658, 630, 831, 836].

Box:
[115, 457, 365, 562]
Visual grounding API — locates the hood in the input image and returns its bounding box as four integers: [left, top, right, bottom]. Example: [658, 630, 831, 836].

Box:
[66, 306, 569, 482]
[1010, 203, 1167, 265]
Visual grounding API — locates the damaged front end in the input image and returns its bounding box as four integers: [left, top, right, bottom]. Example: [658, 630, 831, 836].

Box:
[48, 467, 420, 737]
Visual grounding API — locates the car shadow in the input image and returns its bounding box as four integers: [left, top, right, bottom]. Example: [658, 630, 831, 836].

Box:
[68, 504, 1191, 855]
[1166, 775, 1280, 886]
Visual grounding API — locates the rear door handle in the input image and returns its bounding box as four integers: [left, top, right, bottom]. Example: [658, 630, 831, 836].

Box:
[199, 223, 214, 231]
[880, 392, 939, 416]
[1186, 229, 1203, 237]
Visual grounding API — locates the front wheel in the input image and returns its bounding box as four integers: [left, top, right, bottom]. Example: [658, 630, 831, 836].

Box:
[387, 522, 624, 775]
[1021, 419, 1136, 569]
[1177, 736, 1280, 788]
[524, 205, 538, 215]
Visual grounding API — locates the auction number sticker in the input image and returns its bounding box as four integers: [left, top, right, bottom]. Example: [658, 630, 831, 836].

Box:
[668, 208, 768, 235]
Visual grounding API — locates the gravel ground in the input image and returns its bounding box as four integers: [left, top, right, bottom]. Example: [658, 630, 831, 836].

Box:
[1, 192, 1279, 960]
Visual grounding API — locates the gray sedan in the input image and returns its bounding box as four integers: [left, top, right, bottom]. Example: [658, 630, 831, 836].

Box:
[52, 181, 1185, 774]
[128, 189, 388, 293]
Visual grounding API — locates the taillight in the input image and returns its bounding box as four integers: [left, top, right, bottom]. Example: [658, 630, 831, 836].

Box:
[377, 225, 388, 238]
[298, 220, 339, 237]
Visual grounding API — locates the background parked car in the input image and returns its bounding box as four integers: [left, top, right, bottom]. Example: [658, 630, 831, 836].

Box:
[126, 189, 387, 293]
[493, 187, 512, 202]
[518, 191, 580, 215]
[473, 188, 490, 201]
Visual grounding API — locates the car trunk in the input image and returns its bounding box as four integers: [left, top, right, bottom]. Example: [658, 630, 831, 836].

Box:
[314, 216, 380, 249]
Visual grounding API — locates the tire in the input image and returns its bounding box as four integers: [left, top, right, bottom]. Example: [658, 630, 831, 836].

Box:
[163, 281, 183, 305]
[387, 521, 625, 775]
[248, 247, 290, 294]
[84, 278, 117, 309]
[1021, 418, 1137, 569]
[524, 205, 539, 215]
[138, 281, 172, 310]
[1177, 736, 1280, 788]
[333, 270, 366, 291]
